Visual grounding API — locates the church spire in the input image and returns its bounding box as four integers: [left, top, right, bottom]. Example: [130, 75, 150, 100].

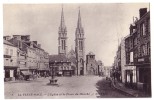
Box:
[77, 7, 82, 28]
[58, 5, 67, 55]
[60, 5, 65, 29]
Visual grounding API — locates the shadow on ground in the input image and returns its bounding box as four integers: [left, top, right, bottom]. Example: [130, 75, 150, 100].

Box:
[95, 78, 129, 98]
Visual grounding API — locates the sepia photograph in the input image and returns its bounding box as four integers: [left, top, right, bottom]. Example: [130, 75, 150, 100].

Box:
[3, 3, 151, 99]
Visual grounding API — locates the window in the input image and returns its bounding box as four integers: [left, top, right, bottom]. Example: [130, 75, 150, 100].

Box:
[140, 23, 146, 36]
[5, 48, 9, 55]
[130, 52, 133, 63]
[81, 41, 83, 50]
[134, 49, 138, 58]
[61, 40, 65, 50]
[141, 44, 147, 56]
[10, 49, 13, 56]
[133, 29, 136, 33]
[64, 40, 65, 50]
[79, 41, 83, 50]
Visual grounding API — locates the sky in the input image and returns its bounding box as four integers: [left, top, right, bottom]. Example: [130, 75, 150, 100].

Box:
[3, 3, 149, 66]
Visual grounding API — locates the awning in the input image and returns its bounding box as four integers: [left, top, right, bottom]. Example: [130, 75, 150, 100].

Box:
[4, 66, 18, 69]
[4, 55, 11, 58]
[21, 71, 32, 76]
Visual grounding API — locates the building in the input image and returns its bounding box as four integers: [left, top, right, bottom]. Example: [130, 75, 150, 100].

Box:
[86, 52, 98, 75]
[75, 8, 86, 75]
[8, 36, 31, 74]
[113, 45, 122, 81]
[67, 49, 77, 75]
[49, 55, 75, 76]
[4, 39, 18, 81]
[124, 8, 150, 94]
[4, 35, 49, 79]
[49, 7, 76, 77]
[125, 24, 137, 89]
[120, 38, 126, 83]
[50, 7, 86, 76]
[97, 60, 104, 76]
[135, 8, 150, 93]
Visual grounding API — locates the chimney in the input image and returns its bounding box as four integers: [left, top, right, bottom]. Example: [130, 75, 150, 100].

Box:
[13, 35, 21, 40]
[30, 41, 33, 48]
[21, 35, 30, 41]
[3, 36, 11, 40]
[139, 8, 147, 18]
[33, 41, 37, 45]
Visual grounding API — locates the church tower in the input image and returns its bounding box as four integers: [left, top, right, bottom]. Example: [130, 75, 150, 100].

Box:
[58, 7, 67, 55]
[75, 8, 86, 75]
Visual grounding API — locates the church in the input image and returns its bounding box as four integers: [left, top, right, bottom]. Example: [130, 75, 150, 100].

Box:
[49, 7, 86, 76]
[49, 6, 104, 76]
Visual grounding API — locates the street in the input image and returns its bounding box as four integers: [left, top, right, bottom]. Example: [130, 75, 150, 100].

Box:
[5, 76, 129, 99]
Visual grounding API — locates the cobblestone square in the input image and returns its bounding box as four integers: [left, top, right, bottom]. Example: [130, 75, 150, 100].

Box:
[5, 76, 128, 99]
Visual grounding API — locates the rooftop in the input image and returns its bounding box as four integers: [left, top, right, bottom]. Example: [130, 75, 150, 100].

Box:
[3, 40, 15, 47]
[87, 51, 95, 55]
[49, 54, 69, 62]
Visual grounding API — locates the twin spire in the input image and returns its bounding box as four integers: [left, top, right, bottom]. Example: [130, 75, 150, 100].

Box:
[59, 6, 83, 31]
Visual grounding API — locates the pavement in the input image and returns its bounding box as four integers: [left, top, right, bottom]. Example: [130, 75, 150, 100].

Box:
[111, 79, 151, 97]
[5, 76, 103, 99]
[5, 76, 144, 99]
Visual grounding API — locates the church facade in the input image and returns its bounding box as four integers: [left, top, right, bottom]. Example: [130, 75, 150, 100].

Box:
[49, 7, 86, 76]
[49, 7, 103, 76]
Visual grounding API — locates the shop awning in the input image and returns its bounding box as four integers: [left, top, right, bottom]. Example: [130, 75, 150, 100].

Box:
[21, 71, 32, 76]
[4, 55, 11, 58]
[4, 66, 18, 69]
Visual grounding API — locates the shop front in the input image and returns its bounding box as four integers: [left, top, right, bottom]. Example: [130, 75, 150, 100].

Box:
[136, 65, 151, 94]
[4, 66, 18, 81]
[125, 66, 137, 89]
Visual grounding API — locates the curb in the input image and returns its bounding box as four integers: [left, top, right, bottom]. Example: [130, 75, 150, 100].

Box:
[111, 80, 137, 97]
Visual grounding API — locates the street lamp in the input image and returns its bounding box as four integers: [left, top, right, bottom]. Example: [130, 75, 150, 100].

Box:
[49, 60, 58, 85]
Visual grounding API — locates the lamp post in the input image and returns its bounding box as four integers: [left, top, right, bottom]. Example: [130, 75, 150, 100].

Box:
[49, 60, 58, 85]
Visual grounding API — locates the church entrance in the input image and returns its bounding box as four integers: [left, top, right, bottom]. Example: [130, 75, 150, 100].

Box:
[80, 70, 83, 75]
[88, 67, 95, 75]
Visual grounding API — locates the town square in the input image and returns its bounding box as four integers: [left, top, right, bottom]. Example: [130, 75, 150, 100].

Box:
[3, 3, 151, 98]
